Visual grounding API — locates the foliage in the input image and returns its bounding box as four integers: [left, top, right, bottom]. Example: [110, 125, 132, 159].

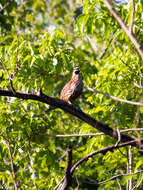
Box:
[0, 0, 143, 189]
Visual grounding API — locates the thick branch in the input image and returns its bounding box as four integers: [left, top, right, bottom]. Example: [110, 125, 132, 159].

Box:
[61, 147, 72, 190]
[0, 89, 142, 148]
[86, 86, 143, 106]
[104, 0, 143, 60]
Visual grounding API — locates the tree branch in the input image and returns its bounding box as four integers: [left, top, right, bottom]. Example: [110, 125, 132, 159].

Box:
[53, 177, 65, 190]
[134, 82, 143, 89]
[0, 180, 6, 190]
[116, 178, 122, 190]
[38, 128, 143, 138]
[16, 32, 19, 72]
[126, 146, 133, 190]
[38, 132, 104, 138]
[0, 2, 10, 12]
[132, 168, 142, 190]
[75, 176, 80, 190]
[6, 131, 19, 190]
[118, 57, 143, 80]
[129, 0, 135, 35]
[104, 0, 143, 60]
[60, 147, 72, 190]
[98, 169, 143, 185]
[86, 86, 143, 106]
[75, 170, 143, 187]
[70, 140, 141, 175]
[0, 89, 142, 149]
[57, 140, 141, 189]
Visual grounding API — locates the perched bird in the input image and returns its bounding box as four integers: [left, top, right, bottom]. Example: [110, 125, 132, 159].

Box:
[60, 67, 83, 104]
[47, 67, 83, 112]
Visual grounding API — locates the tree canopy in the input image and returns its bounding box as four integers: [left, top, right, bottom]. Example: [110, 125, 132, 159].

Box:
[0, 0, 143, 189]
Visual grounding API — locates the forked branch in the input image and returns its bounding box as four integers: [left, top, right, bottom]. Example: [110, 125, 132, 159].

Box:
[55, 140, 140, 190]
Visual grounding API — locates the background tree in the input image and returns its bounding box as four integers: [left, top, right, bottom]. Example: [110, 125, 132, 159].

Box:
[0, 0, 143, 189]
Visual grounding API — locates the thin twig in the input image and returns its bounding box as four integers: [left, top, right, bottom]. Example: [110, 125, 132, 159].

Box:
[133, 96, 143, 137]
[38, 132, 104, 138]
[16, 32, 19, 72]
[31, 128, 143, 141]
[0, 180, 6, 190]
[76, 177, 98, 186]
[0, 59, 10, 78]
[98, 170, 143, 185]
[53, 177, 65, 190]
[118, 148, 126, 158]
[6, 131, 19, 190]
[86, 86, 143, 106]
[132, 168, 142, 190]
[0, 2, 10, 12]
[120, 128, 143, 133]
[75, 177, 80, 190]
[116, 178, 122, 190]
[100, 31, 117, 59]
[118, 57, 143, 80]
[129, 0, 135, 34]
[86, 36, 97, 59]
[104, 0, 143, 60]
[134, 82, 143, 89]
[57, 152, 66, 162]
[38, 128, 143, 138]
[113, 42, 143, 80]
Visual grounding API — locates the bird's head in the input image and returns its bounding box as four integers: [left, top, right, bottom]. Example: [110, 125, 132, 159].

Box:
[73, 67, 80, 76]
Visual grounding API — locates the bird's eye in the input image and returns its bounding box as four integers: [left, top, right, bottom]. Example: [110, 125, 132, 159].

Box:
[75, 70, 80, 74]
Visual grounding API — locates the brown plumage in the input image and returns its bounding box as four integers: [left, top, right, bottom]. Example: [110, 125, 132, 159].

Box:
[47, 68, 83, 112]
[60, 67, 83, 104]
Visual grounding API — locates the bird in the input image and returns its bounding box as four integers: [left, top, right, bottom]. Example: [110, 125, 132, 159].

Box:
[60, 67, 83, 103]
[46, 67, 83, 112]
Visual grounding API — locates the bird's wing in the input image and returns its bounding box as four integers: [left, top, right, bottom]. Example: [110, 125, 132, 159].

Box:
[60, 79, 77, 100]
